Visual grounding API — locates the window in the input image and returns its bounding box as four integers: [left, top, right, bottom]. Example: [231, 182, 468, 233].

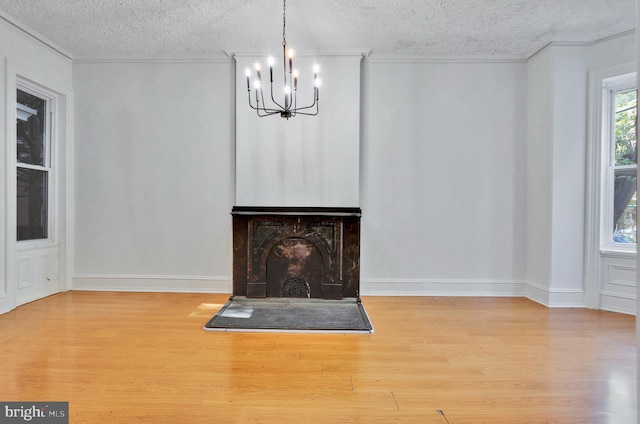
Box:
[601, 74, 637, 251]
[16, 88, 51, 242]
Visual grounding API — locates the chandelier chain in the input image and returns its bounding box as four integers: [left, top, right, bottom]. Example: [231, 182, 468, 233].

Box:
[282, 0, 287, 46]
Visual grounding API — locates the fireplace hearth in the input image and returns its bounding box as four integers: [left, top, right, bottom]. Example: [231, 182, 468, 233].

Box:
[232, 207, 361, 299]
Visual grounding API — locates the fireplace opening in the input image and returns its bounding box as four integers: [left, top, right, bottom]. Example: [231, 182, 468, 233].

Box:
[232, 207, 361, 299]
[266, 238, 323, 298]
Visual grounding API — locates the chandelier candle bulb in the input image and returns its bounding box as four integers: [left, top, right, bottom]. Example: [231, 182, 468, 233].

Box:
[267, 56, 275, 82]
[288, 49, 294, 73]
[255, 63, 262, 81]
[245, 68, 251, 90]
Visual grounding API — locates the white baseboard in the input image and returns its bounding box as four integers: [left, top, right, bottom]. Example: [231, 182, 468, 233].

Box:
[525, 281, 585, 307]
[361, 279, 590, 309]
[72, 274, 231, 293]
[361, 278, 527, 297]
[71, 275, 633, 314]
[73, 276, 528, 297]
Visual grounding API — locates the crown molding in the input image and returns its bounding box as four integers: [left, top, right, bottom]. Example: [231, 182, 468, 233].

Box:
[228, 49, 370, 59]
[0, 9, 73, 60]
[594, 28, 636, 45]
[364, 56, 527, 64]
[73, 57, 233, 64]
[525, 28, 636, 60]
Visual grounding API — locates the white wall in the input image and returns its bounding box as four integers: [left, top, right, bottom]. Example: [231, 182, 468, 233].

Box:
[526, 47, 554, 301]
[72, 61, 235, 292]
[549, 46, 588, 304]
[526, 44, 593, 306]
[72, 57, 531, 297]
[360, 60, 528, 295]
[0, 15, 73, 314]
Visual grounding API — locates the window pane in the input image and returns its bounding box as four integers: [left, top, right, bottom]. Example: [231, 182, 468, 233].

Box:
[16, 89, 46, 166]
[614, 89, 637, 166]
[17, 168, 48, 241]
[613, 168, 636, 243]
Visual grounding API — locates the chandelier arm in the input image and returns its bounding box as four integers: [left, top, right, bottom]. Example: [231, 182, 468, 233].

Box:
[292, 101, 319, 115]
[249, 91, 281, 115]
[256, 96, 281, 116]
[247, 90, 261, 111]
[258, 103, 285, 113]
[290, 107, 318, 115]
[257, 109, 281, 117]
[258, 105, 285, 114]
[290, 97, 318, 112]
[291, 108, 319, 116]
[259, 87, 269, 113]
[291, 86, 319, 111]
[269, 81, 286, 110]
[259, 90, 287, 114]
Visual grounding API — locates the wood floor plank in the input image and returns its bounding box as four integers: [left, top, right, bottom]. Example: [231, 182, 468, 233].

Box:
[0, 292, 635, 423]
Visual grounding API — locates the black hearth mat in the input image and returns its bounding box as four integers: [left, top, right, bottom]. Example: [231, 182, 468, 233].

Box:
[203, 297, 373, 333]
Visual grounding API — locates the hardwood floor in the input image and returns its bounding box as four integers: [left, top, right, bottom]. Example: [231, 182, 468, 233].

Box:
[0, 292, 635, 423]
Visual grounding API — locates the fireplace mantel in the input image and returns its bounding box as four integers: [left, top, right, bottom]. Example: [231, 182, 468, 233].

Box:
[232, 207, 362, 299]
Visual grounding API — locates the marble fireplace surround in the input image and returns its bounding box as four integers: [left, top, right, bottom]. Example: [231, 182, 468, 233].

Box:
[231, 207, 362, 299]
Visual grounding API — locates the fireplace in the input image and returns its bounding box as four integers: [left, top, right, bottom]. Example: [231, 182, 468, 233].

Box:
[232, 207, 361, 299]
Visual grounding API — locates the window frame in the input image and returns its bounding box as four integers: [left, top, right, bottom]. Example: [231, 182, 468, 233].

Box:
[600, 72, 637, 253]
[15, 81, 56, 249]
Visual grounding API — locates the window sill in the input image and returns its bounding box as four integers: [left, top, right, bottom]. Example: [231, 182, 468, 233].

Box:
[17, 240, 58, 252]
[600, 248, 637, 259]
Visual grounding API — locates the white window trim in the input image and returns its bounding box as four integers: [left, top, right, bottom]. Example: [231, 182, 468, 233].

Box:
[15, 81, 58, 251]
[599, 73, 637, 254]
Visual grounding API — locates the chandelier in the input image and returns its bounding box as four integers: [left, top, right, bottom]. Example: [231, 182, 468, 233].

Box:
[245, 0, 320, 119]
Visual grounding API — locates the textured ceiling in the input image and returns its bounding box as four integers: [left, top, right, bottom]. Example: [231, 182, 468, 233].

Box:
[0, 0, 635, 59]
